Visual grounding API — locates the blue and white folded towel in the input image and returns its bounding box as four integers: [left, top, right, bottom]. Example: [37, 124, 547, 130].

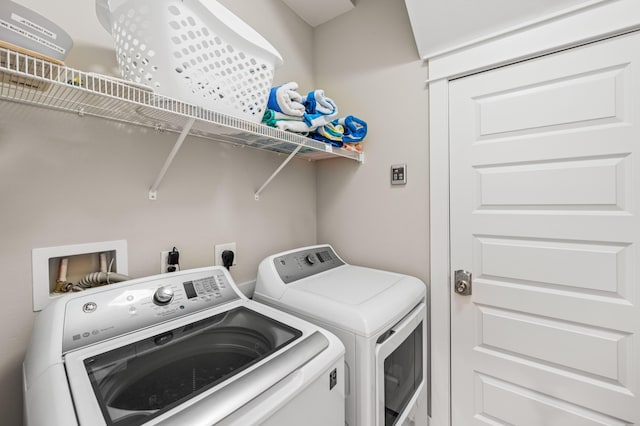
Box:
[313, 122, 345, 147]
[275, 118, 313, 133]
[267, 82, 305, 117]
[303, 89, 337, 115]
[312, 115, 368, 147]
[264, 84, 367, 147]
[302, 89, 338, 128]
[336, 115, 367, 143]
[262, 109, 313, 133]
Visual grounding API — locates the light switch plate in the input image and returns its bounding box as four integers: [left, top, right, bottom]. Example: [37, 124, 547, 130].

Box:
[391, 164, 407, 185]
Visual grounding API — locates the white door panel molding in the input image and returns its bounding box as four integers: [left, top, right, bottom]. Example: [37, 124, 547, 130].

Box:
[428, 0, 640, 82]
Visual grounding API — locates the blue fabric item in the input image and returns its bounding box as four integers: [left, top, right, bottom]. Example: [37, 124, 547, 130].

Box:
[311, 132, 344, 148]
[262, 108, 313, 133]
[303, 90, 337, 115]
[311, 115, 368, 148]
[335, 116, 367, 143]
[304, 112, 332, 129]
[267, 82, 305, 116]
[302, 90, 338, 128]
[266, 89, 280, 112]
[312, 122, 345, 147]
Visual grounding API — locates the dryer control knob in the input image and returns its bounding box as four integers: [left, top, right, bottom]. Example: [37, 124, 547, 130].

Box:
[304, 254, 317, 265]
[154, 286, 174, 305]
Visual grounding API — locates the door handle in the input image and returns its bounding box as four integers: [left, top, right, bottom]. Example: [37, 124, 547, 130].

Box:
[454, 270, 472, 295]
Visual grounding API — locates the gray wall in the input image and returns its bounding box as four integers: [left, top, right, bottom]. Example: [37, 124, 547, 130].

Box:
[2, 1, 315, 424]
[315, 0, 430, 283]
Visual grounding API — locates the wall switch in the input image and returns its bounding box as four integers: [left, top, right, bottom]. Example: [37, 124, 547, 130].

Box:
[391, 163, 407, 185]
[215, 242, 237, 267]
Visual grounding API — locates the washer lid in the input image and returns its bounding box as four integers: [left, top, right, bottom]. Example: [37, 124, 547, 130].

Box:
[64, 302, 341, 426]
[266, 265, 426, 337]
[78, 306, 303, 425]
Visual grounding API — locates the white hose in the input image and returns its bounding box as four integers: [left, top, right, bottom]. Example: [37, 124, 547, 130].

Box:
[78, 271, 130, 287]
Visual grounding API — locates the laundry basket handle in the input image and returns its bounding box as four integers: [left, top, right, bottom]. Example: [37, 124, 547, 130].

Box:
[95, 0, 111, 31]
[198, 0, 283, 64]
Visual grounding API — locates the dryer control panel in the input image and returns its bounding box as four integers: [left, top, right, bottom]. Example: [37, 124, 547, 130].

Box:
[62, 267, 240, 353]
[273, 245, 344, 284]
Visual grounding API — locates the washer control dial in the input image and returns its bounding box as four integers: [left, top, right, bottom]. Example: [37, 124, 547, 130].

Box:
[304, 254, 317, 265]
[154, 286, 174, 305]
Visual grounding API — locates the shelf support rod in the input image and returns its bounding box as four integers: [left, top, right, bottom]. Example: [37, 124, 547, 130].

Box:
[254, 145, 303, 200]
[149, 117, 196, 200]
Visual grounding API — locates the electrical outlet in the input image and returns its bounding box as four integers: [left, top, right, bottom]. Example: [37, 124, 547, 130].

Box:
[161, 249, 180, 273]
[160, 251, 170, 273]
[215, 242, 237, 267]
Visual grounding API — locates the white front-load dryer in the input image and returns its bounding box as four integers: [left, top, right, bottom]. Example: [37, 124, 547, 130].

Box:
[253, 245, 429, 426]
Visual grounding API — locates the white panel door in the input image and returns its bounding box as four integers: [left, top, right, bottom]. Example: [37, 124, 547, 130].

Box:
[449, 31, 640, 425]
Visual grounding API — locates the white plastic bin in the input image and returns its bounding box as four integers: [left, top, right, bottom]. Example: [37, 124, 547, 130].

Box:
[0, 1, 73, 61]
[96, 0, 283, 123]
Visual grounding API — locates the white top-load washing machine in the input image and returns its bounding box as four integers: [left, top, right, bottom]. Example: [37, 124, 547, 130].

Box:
[253, 245, 428, 426]
[23, 266, 345, 426]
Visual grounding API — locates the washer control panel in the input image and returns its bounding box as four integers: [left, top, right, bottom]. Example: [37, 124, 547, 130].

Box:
[273, 245, 344, 284]
[62, 268, 238, 353]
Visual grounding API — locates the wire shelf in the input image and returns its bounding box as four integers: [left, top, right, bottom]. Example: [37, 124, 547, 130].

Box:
[0, 46, 364, 163]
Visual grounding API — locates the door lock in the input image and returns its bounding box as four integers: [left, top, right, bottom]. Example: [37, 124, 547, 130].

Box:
[454, 270, 472, 296]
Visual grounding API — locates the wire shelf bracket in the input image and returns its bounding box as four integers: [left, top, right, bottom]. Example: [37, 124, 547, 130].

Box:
[254, 144, 303, 201]
[148, 117, 196, 200]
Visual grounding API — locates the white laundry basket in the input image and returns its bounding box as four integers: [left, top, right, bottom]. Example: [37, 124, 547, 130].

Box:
[96, 0, 283, 123]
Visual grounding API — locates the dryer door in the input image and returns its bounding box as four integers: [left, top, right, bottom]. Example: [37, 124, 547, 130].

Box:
[66, 306, 302, 426]
[375, 303, 427, 426]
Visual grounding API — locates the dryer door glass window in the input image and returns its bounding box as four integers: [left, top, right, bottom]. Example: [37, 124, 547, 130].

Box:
[83, 307, 302, 426]
[384, 322, 423, 425]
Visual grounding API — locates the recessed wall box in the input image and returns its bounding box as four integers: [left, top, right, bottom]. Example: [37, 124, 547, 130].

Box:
[31, 240, 128, 311]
